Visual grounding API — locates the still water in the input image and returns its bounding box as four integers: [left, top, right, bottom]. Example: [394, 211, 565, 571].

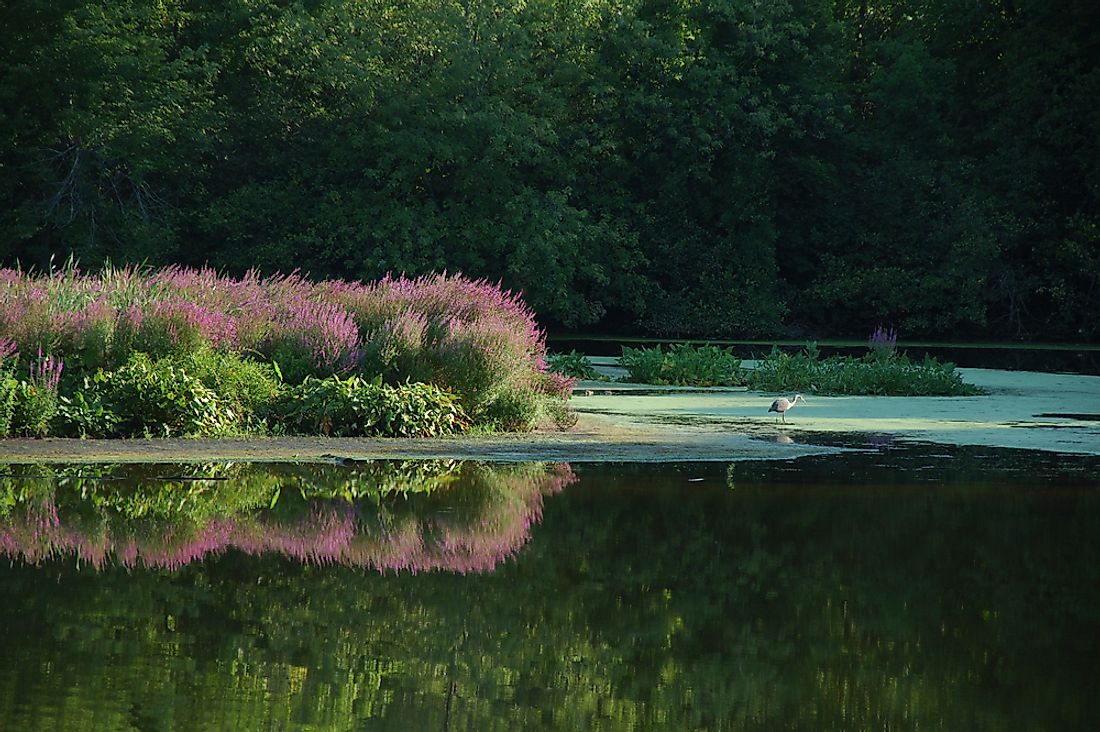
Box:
[1, 452, 1098, 731]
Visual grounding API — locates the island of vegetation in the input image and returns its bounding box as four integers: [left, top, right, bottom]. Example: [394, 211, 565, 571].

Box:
[0, 264, 990, 443]
[0, 266, 574, 439]
[551, 330, 983, 396]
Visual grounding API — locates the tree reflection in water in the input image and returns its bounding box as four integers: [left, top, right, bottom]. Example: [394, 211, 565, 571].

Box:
[0, 454, 1097, 730]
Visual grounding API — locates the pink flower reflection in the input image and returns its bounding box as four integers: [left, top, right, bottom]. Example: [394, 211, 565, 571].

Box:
[0, 464, 578, 574]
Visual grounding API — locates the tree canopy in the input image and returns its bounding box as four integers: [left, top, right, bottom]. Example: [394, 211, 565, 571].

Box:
[2, 0, 1097, 340]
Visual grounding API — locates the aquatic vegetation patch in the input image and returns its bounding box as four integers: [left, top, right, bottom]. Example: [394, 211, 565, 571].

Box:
[280, 374, 467, 437]
[747, 343, 983, 396]
[619, 343, 746, 386]
[547, 350, 606, 381]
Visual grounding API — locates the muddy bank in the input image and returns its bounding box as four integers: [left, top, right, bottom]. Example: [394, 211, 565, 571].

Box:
[0, 413, 841, 464]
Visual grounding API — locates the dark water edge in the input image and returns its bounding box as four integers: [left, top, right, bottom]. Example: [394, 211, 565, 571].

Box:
[549, 337, 1100, 375]
[1, 451, 1098, 731]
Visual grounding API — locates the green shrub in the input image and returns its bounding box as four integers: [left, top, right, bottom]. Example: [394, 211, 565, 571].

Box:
[56, 349, 286, 438]
[479, 386, 543, 432]
[56, 390, 121, 438]
[0, 376, 16, 437]
[746, 344, 983, 396]
[546, 351, 604, 381]
[619, 344, 745, 386]
[281, 374, 468, 437]
[86, 353, 239, 437]
[10, 382, 60, 437]
[0, 360, 16, 436]
[174, 348, 284, 431]
[8, 352, 65, 437]
[266, 339, 322, 386]
[745, 345, 821, 393]
[541, 395, 579, 430]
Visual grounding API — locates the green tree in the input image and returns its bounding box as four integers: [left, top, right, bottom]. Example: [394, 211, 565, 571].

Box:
[0, 0, 221, 266]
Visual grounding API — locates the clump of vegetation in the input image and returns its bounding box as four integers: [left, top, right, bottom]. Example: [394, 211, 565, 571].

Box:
[56, 352, 468, 439]
[0, 341, 67, 437]
[746, 341, 983, 396]
[10, 352, 64, 437]
[546, 350, 605, 381]
[0, 265, 570, 437]
[619, 343, 745, 386]
[280, 374, 467, 437]
[68, 352, 244, 438]
[0, 339, 19, 437]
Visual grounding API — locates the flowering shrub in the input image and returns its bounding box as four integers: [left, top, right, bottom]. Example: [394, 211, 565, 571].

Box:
[11, 350, 64, 437]
[868, 325, 898, 357]
[0, 266, 564, 434]
[329, 272, 550, 420]
[137, 299, 239, 356]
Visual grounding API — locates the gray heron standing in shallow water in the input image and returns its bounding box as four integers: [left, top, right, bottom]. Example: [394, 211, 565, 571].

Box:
[769, 394, 805, 423]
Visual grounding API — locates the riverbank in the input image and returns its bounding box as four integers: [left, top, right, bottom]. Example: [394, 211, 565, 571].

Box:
[0, 367, 1096, 463]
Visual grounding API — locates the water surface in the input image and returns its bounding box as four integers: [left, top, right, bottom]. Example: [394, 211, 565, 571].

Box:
[1, 451, 1097, 730]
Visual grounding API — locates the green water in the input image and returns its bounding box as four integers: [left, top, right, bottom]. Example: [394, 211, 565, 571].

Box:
[1, 452, 1098, 730]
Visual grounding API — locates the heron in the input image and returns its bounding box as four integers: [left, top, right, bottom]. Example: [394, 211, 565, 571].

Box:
[768, 394, 805, 423]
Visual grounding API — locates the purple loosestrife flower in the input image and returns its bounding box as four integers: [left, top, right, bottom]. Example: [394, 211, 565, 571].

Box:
[55, 297, 116, 367]
[869, 325, 898, 354]
[255, 272, 363, 372]
[228, 270, 278, 352]
[0, 337, 17, 363]
[333, 272, 549, 372]
[539, 371, 577, 400]
[30, 349, 64, 393]
[272, 297, 362, 372]
[145, 298, 239, 350]
[0, 280, 52, 355]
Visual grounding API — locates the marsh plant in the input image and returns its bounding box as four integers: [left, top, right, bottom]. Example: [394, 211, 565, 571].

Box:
[868, 325, 898, 356]
[747, 341, 982, 396]
[546, 350, 605, 381]
[620, 343, 745, 386]
[281, 374, 467, 437]
[0, 339, 18, 437]
[10, 350, 65, 437]
[0, 266, 571, 437]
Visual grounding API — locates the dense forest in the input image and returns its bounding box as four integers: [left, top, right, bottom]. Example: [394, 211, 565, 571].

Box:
[1, 0, 1097, 340]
